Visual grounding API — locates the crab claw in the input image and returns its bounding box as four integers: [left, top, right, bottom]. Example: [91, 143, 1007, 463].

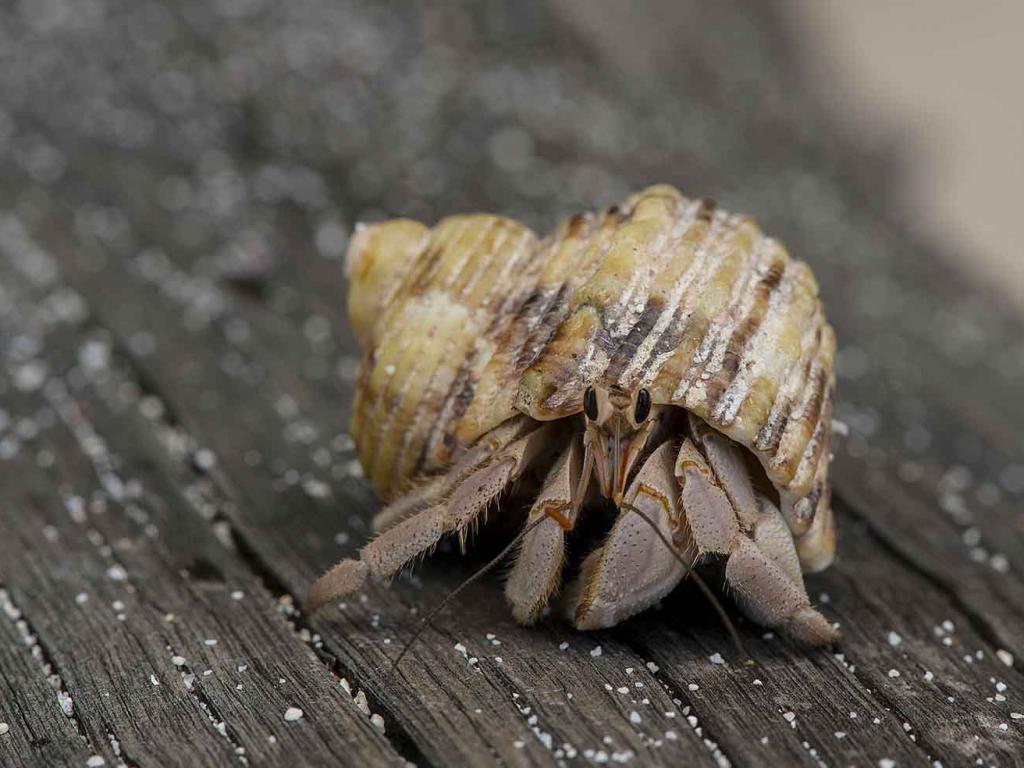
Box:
[569, 443, 693, 629]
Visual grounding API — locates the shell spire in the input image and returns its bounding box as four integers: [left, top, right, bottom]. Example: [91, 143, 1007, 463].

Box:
[345, 219, 429, 346]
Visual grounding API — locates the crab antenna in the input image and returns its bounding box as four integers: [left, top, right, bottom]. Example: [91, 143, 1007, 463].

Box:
[389, 514, 548, 675]
[620, 502, 749, 660]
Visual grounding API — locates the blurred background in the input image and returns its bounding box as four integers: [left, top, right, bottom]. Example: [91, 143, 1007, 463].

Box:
[2, 4, 1023, 763]
[2, 0, 1022, 483]
[790, 0, 1024, 311]
[3, 0, 1022, 305]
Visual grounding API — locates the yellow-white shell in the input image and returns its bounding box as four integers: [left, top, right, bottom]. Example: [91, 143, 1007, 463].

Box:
[347, 185, 835, 541]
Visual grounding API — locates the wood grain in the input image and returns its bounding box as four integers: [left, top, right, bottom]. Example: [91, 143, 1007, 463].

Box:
[1, 1, 1023, 766]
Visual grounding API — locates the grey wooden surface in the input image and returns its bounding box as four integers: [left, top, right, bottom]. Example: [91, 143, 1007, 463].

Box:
[1, 1, 1023, 766]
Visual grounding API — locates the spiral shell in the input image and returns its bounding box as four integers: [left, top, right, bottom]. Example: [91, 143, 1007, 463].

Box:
[347, 185, 834, 537]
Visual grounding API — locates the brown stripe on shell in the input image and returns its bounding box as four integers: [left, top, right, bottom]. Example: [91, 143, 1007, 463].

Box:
[506, 206, 633, 402]
[669, 215, 750, 403]
[793, 377, 834, 492]
[509, 209, 616, 374]
[702, 250, 788, 410]
[605, 196, 708, 390]
[768, 345, 829, 482]
[753, 311, 822, 454]
[602, 297, 669, 382]
[682, 233, 774, 401]
[356, 216, 532, 493]
[413, 226, 544, 474]
[566, 211, 588, 238]
[512, 284, 571, 371]
[783, 380, 834, 531]
[419, 280, 554, 473]
[364, 315, 456, 488]
[418, 211, 601, 470]
[420, 360, 477, 470]
[755, 395, 793, 456]
[403, 217, 471, 296]
[631, 211, 731, 395]
[631, 203, 728, 374]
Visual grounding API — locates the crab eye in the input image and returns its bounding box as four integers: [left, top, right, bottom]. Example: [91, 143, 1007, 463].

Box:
[634, 388, 651, 423]
[583, 386, 599, 420]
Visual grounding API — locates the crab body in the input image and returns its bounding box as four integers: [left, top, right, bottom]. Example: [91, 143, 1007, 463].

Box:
[311, 185, 837, 644]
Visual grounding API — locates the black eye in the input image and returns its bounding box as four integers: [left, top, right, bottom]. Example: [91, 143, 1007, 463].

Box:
[634, 389, 651, 423]
[583, 386, 599, 420]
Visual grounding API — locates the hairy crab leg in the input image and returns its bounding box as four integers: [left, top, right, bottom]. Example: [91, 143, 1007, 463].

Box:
[724, 498, 838, 646]
[674, 437, 740, 556]
[306, 421, 557, 612]
[686, 414, 760, 528]
[372, 415, 532, 533]
[570, 442, 695, 630]
[504, 437, 584, 624]
[674, 433, 838, 646]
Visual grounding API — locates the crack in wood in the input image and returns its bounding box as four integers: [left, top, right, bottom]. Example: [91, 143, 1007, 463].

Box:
[101, 722, 139, 768]
[224, 528, 430, 768]
[88, 333, 430, 767]
[612, 648, 735, 767]
[826, 636, 946, 765]
[0, 586, 100, 758]
[161, 639, 250, 765]
[835, 493, 1024, 688]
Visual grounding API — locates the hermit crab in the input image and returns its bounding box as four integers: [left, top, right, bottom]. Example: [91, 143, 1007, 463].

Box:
[309, 185, 838, 646]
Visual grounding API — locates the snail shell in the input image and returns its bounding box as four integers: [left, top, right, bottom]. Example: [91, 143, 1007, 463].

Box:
[346, 185, 835, 558]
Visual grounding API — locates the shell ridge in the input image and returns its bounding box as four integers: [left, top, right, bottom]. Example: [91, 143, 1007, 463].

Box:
[440, 216, 499, 294]
[361, 219, 476, 479]
[605, 196, 704, 386]
[678, 219, 760, 407]
[368, 297, 483, 485]
[712, 256, 820, 446]
[418, 229, 544, 469]
[708, 247, 796, 426]
[665, 211, 735, 402]
[617, 197, 706, 387]
[683, 230, 771, 390]
[507, 209, 630, 413]
[703, 243, 790, 420]
[601, 197, 681, 340]
[405, 216, 470, 298]
[630, 210, 729, 395]
[752, 301, 823, 454]
[769, 334, 830, 482]
[454, 220, 517, 301]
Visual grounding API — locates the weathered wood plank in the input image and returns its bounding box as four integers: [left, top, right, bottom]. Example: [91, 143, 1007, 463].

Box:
[1, 216, 727, 766]
[0, 260, 406, 766]
[0, 588, 95, 767]
[10, 197, 1021, 766]
[28, 0, 1024, 643]
[2, 0, 1024, 766]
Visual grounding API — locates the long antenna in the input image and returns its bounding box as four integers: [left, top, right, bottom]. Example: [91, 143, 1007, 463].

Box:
[621, 502, 748, 660]
[389, 515, 548, 674]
